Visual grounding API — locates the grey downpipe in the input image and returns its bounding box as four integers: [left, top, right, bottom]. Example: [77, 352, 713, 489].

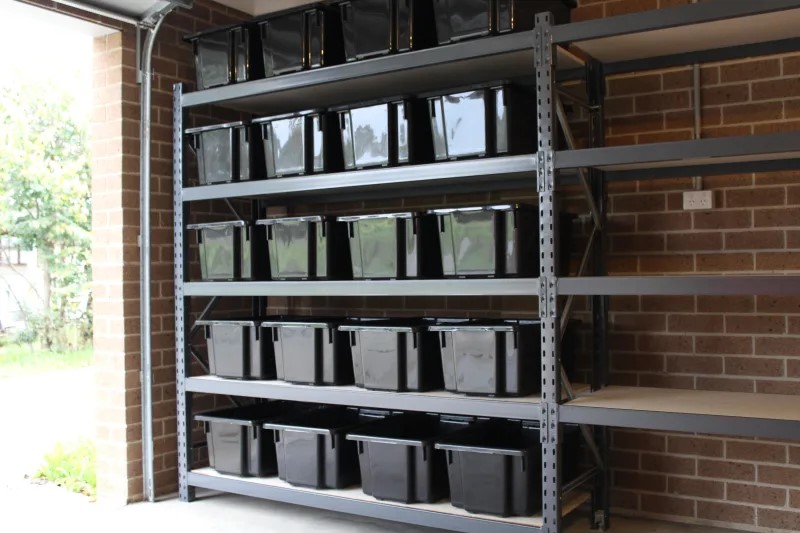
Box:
[140, 14, 168, 504]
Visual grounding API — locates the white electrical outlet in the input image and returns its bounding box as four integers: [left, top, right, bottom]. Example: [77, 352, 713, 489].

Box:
[683, 190, 714, 211]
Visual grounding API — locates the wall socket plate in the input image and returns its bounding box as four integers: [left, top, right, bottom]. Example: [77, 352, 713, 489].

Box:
[683, 190, 714, 210]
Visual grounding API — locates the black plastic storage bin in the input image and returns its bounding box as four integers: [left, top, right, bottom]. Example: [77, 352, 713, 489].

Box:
[261, 319, 354, 385]
[429, 319, 540, 397]
[336, 100, 432, 170]
[430, 205, 537, 278]
[186, 121, 262, 185]
[347, 413, 473, 503]
[256, 216, 350, 280]
[186, 23, 264, 90]
[427, 85, 535, 161]
[257, 5, 344, 78]
[338, 0, 436, 61]
[254, 111, 341, 178]
[433, 0, 574, 45]
[195, 402, 300, 477]
[339, 320, 443, 391]
[264, 406, 390, 489]
[187, 221, 264, 281]
[338, 212, 441, 280]
[195, 319, 275, 380]
[435, 418, 542, 517]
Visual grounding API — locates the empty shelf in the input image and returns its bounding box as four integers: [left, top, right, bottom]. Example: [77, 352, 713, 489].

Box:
[560, 386, 800, 439]
[188, 468, 591, 533]
[559, 276, 800, 296]
[554, 0, 800, 72]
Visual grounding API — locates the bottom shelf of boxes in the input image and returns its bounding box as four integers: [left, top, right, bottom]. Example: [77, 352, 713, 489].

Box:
[188, 468, 590, 531]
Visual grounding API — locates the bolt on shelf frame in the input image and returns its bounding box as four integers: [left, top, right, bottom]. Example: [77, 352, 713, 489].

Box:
[173, 12, 610, 533]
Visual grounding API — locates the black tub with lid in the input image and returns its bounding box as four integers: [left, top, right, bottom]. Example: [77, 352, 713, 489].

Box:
[254, 111, 341, 178]
[429, 319, 540, 397]
[339, 319, 443, 391]
[256, 216, 350, 280]
[430, 204, 538, 278]
[433, 0, 574, 45]
[196, 319, 275, 380]
[435, 418, 543, 517]
[337, 0, 436, 61]
[264, 406, 391, 489]
[261, 319, 354, 385]
[347, 413, 473, 503]
[338, 212, 441, 280]
[257, 4, 344, 78]
[186, 121, 261, 185]
[195, 402, 301, 477]
[187, 221, 264, 281]
[185, 23, 264, 89]
[427, 85, 535, 161]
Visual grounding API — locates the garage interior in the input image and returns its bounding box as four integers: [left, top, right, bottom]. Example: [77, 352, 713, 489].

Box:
[12, 0, 800, 532]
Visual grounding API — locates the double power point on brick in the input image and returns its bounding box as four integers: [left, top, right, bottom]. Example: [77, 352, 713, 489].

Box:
[682, 189, 715, 210]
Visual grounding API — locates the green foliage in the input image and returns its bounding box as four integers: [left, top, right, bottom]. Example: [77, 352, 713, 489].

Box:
[0, 82, 92, 349]
[0, 343, 93, 378]
[34, 439, 96, 498]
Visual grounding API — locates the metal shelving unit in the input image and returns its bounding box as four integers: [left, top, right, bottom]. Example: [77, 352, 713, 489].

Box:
[173, 1, 800, 532]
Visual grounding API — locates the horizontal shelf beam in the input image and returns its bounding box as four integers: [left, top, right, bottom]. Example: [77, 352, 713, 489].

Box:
[558, 276, 800, 296]
[182, 156, 537, 203]
[554, 132, 800, 172]
[187, 377, 542, 420]
[560, 387, 800, 440]
[183, 279, 540, 297]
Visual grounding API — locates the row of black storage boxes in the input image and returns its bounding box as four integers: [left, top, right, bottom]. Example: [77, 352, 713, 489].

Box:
[187, 84, 537, 183]
[189, 207, 572, 281]
[200, 317, 575, 397]
[187, 0, 574, 91]
[198, 404, 581, 517]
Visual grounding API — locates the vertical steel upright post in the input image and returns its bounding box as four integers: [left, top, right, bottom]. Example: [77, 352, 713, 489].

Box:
[174, 83, 194, 502]
[536, 12, 562, 533]
[588, 56, 610, 530]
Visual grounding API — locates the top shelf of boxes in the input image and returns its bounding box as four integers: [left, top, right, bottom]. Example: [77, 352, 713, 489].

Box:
[181, 0, 800, 114]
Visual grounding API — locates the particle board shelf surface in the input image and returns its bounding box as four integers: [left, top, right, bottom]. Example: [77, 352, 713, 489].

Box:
[558, 275, 800, 296]
[554, 1, 800, 65]
[189, 468, 591, 531]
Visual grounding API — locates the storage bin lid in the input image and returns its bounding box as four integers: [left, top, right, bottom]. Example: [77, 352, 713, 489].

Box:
[337, 212, 415, 222]
[184, 22, 248, 42]
[339, 324, 418, 333]
[185, 121, 248, 135]
[429, 204, 525, 215]
[256, 215, 325, 226]
[346, 413, 474, 447]
[186, 220, 247, 230]
[263, 406, 388, 435]
[195, 403, 294, 427]
[429, 319, 539, 333]
[434, 420, 540, 456]
[253, 3, 329, 23]
[196, 319, 260, 328]
[252, 109, 323, 124]
[261, 320, 337, 328]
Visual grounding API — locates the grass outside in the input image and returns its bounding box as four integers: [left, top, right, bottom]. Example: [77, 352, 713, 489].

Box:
[34, 439, 96, 499]
[0, 342, 93, 378]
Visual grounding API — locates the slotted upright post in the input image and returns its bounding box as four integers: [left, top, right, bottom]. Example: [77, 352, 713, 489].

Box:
[535, 12, 562, 533]
[174, 83, 195, 502]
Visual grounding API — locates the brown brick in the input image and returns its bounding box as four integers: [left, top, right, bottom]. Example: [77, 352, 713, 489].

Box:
[720, 59, 781, 83]
[703, 125, 753, 138]
[614, 430, 666, 452]
[698, 296, 754, 313]
[695, 335, 753, 355]
[698, 459, 755, 481]
[697, 501, 754, 525]
[640, 335, 693, 354]
[696, 253, 754, 272]
[785, 56, 800, 75]
[725, 230, 784, 250]
[635, 91, 691, 113]
[608, 74, 662, 96]
[723, 102, 784, 124]
[754, 207, 800, 227]
[668, 313, 723, 333]
[726, 315, 785, 334]
[640, 494, 695, 518]
[608, 255, 638, 274]
[612, 353, 665, 373]
[757, 380, 800, 395]
[641, 454, 695, 475]
[757, 296, 800, 313]
[613, 313, 667, 331]
[727, 441, 788, 463]
[758, 509, 800, 530]
[667, 355, 723, 374]
[758, 465, 800, 486]
[727, 482, 787, 506]
[664, 110, 694, 130]
[614, 471, 667, 492]
[725, 357, 785, 377]
[642, 296, 695, 312]
[668, 477, 724, 499]
[697, 376, 755, 392]
[610, 489, 639, 511]
[752, 78, 800, 101]
[605, 96, 634, 117]
[639, 131, 694, 144]
[667, 233, 722, 252]
[613, 193, 665, 214]
[668, 435, 724, 457]
[791, 489, 800, 508]
[726, 187, 786, 208]
[638, 212, 692, 233]
[702, 84, 750, 106]
[639, 255, 693, 273]
[757, 252, 800, 270]
[789, 359, 800, 378]
[609, 113, 665, 135]
[612, 234, 665, 253]
[639, 374, 695, 389]
[755, 336, 800, 357]
[610, 450, 640, 470]
[694, 210, 752, 230]
[662, 68, 692, 90]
